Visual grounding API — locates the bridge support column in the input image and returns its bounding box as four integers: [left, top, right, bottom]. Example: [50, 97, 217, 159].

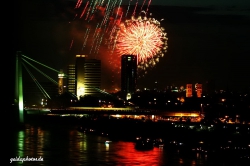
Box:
[15, 51, 24, 124]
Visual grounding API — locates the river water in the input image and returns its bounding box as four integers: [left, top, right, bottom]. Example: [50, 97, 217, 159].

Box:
[10, 118, 249, 166]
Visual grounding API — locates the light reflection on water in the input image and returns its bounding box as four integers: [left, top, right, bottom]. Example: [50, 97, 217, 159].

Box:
[10, 124, 246, 166]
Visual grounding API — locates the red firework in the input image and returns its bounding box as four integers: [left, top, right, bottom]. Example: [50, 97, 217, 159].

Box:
[116, 15, 168, 64]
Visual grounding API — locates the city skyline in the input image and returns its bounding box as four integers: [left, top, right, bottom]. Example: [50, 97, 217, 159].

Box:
[13, 0, 250, 96]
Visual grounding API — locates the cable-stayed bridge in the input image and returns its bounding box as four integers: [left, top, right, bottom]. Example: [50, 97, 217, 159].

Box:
[14, 51, 128, 123]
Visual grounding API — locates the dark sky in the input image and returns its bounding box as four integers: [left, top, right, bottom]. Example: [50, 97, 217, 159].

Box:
[13, 0, 250, 95]
[148, 0, 250, 7]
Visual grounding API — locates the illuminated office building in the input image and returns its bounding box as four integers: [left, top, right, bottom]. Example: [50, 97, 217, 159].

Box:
[186, 84, 193, 97]
[195, 83, 202, 98]
[75, 55, 101, 98]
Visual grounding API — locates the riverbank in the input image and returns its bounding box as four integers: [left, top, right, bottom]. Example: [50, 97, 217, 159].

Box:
[13, 114, 250, 144]
[78, 116, 250, 141]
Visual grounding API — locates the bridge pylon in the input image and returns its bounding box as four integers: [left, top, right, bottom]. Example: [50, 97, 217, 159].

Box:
[15, 51, 24, 124]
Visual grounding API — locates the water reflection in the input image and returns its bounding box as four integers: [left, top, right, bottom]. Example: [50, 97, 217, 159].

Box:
[10, 123, 248, 166]
[114, 141, 163, 165]
[17, 131, 24, 157]
[10, 126, 44, 165]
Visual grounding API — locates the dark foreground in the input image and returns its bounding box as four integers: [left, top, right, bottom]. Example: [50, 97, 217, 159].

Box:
[10, 114, 250, 165]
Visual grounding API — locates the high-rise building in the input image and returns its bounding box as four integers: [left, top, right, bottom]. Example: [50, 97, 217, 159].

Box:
[186, 83, 192, 97]
[75, 55, 101, 98]
[195, 83, 202, 98]
[121, 55, 137, 100]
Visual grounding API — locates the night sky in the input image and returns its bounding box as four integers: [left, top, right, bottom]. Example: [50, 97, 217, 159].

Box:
[13, 0, 250, 96]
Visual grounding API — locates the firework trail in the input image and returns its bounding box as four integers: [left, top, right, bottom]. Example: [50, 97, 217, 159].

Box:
[89, 23, 101, 54]
[125, 0, 132, 18]
[82, 28, 91, 49]
[146, 0, 152, 13]
[140, 0, 146, 11]
[75, 0, 83, 9]
[132, 0, 138, 16]
[85, 1, 93, 20]
[114, 0, 123, 21]
[69, 39, 74, 50]
[71, 0, 159, 56]
[71, 0, 134, 56]
[80, 1, 89, 18]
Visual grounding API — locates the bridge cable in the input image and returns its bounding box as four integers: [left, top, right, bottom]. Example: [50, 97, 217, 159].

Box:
[22, 54, 61, 75]
[22, 62, 51, 99]
[22, 58, 58, 85]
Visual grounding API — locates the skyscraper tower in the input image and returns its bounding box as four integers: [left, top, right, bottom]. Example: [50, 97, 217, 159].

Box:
[75, 55, 101, 98]
[121, 55, 137, 100]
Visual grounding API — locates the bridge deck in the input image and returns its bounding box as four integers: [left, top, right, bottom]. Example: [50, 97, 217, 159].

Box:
[25, 107, 200, 117]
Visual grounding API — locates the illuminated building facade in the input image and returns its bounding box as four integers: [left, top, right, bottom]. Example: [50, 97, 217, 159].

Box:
[67, 64, 76, 95]
[75, 55, 101, 98]
[195, 83, 202, 98]
[58, 69, 66, 95]
[121, 55, 137, 100]
[186, 84, 192, 97]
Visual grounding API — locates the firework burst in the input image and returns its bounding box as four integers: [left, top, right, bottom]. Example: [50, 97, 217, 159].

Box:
[115, 12, 168, 75]
[71, 1, 167, 90]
